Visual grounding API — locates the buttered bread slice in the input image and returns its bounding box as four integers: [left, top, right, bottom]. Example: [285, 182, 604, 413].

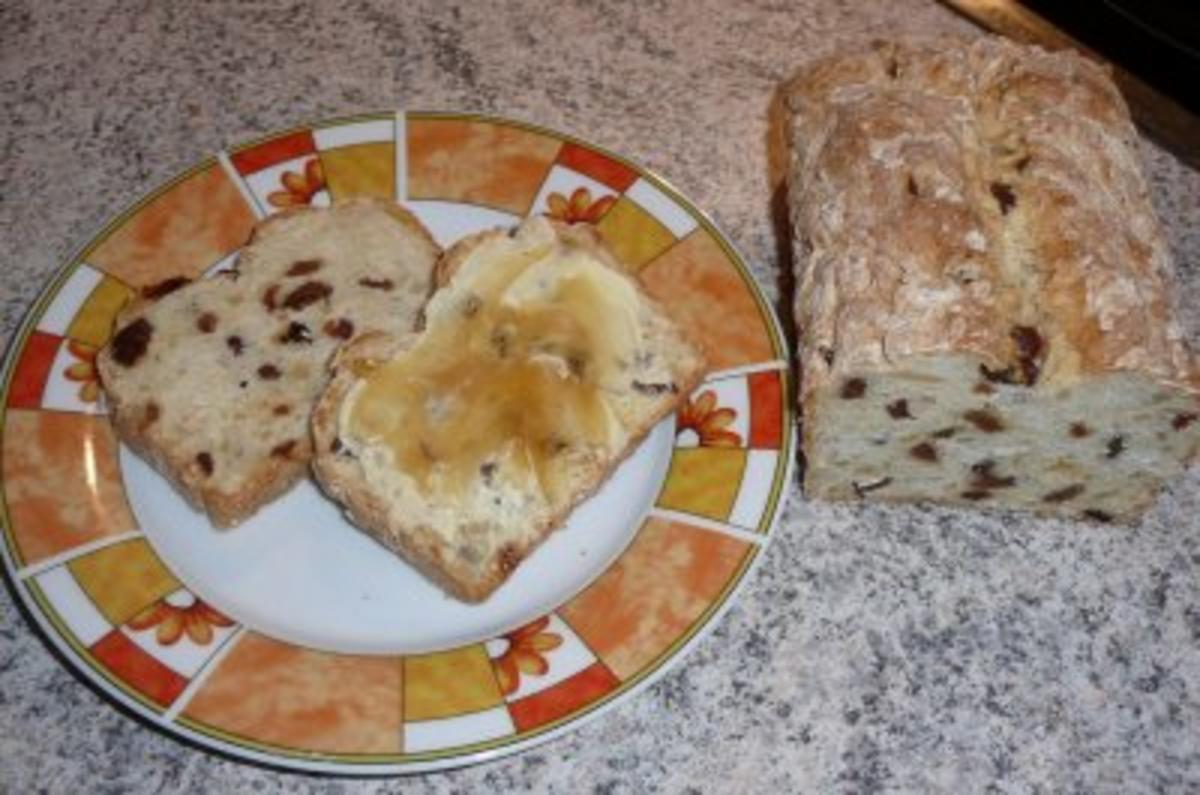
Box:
[97, 199, 440, 526]
[311, 217, 707, 602]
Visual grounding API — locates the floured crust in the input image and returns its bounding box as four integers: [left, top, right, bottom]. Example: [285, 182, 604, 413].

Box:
[97, 199, 440, 527]
[785, 36, 1200, 520]
[784, 36, 1199, 405]
[311, 219, 707, 601]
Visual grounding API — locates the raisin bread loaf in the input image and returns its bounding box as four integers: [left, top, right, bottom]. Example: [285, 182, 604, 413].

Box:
[311, 217, 707, 601]
[785, 37, 1200, 522]
[97, 199, 440, 526]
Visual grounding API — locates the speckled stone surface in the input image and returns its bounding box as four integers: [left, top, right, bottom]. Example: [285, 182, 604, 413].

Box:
[2, 1, 1199, 792]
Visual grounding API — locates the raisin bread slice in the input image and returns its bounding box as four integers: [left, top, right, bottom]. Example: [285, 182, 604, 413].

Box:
[785, 37, 1200, 522]
[311, 217, 707, 601]
[97, 199, 440, 526]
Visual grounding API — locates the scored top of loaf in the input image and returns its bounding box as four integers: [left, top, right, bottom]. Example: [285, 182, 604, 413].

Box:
[783, 37, 1199, 404]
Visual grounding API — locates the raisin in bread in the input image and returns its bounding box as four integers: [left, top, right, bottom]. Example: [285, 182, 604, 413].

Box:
[311, 216, 707, 601]
[784, 37, 1200, 522]
[97, 199, 440, 526]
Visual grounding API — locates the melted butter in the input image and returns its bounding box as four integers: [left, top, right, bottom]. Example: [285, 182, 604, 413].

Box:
[501, 250, 641, 389]
[347, 225, 640, 501]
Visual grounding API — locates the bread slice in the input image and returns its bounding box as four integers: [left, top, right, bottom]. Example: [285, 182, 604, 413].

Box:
[97, 199, 441, 527]
[311, 216, 707, 601]
[784, 37, 1200, 522]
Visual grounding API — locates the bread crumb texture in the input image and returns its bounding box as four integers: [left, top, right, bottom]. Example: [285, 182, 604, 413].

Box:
[96, 200, 440, 526]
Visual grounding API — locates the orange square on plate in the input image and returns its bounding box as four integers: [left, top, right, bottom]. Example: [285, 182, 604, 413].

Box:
[407, 118, 560, 214]
[88, 162, 256, 288]
[560, 517, 751, 680]
[2, 411, 137, 567]
[183, 633, 402, 755]
[639, 229, 777, 371]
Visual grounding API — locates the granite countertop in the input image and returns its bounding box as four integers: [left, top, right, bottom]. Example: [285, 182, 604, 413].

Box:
[2, 1, 1199, 791]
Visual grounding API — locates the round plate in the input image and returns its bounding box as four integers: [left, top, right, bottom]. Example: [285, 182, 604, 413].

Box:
[0, 112, 794, 774]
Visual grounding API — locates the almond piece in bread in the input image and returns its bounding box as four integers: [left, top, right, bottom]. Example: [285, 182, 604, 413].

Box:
[311, 216, 707, 602]
[97, 199, 441, 527]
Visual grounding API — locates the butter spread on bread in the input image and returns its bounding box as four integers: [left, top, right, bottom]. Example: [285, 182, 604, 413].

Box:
[311, 217, 706, 601]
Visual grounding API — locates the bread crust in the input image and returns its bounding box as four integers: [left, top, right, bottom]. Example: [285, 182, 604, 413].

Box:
[311, 220, 707, 601]
[785, 36, 1199, 409]
[98, 198, 440, 527]
[105, 396, 311, 527]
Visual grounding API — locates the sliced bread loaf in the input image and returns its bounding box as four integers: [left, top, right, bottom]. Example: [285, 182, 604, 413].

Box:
[97, 199, 440, 526]
[311, 216, 707, 601]
[785, 37, 1200, 521]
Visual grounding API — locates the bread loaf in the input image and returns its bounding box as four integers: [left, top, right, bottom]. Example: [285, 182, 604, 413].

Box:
[311, 216, 707, 601]
[784, 37, 1200, 521]
[97, 199, 440, 526]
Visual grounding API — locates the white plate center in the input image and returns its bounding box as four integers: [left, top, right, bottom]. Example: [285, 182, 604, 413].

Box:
[123, 419, 674, 655]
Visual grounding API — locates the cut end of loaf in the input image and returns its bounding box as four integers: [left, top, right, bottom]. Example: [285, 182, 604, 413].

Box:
[803, 355, 1200, 522]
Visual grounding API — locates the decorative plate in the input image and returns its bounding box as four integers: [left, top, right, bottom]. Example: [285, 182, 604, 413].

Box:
[0, 112, 794, 774]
